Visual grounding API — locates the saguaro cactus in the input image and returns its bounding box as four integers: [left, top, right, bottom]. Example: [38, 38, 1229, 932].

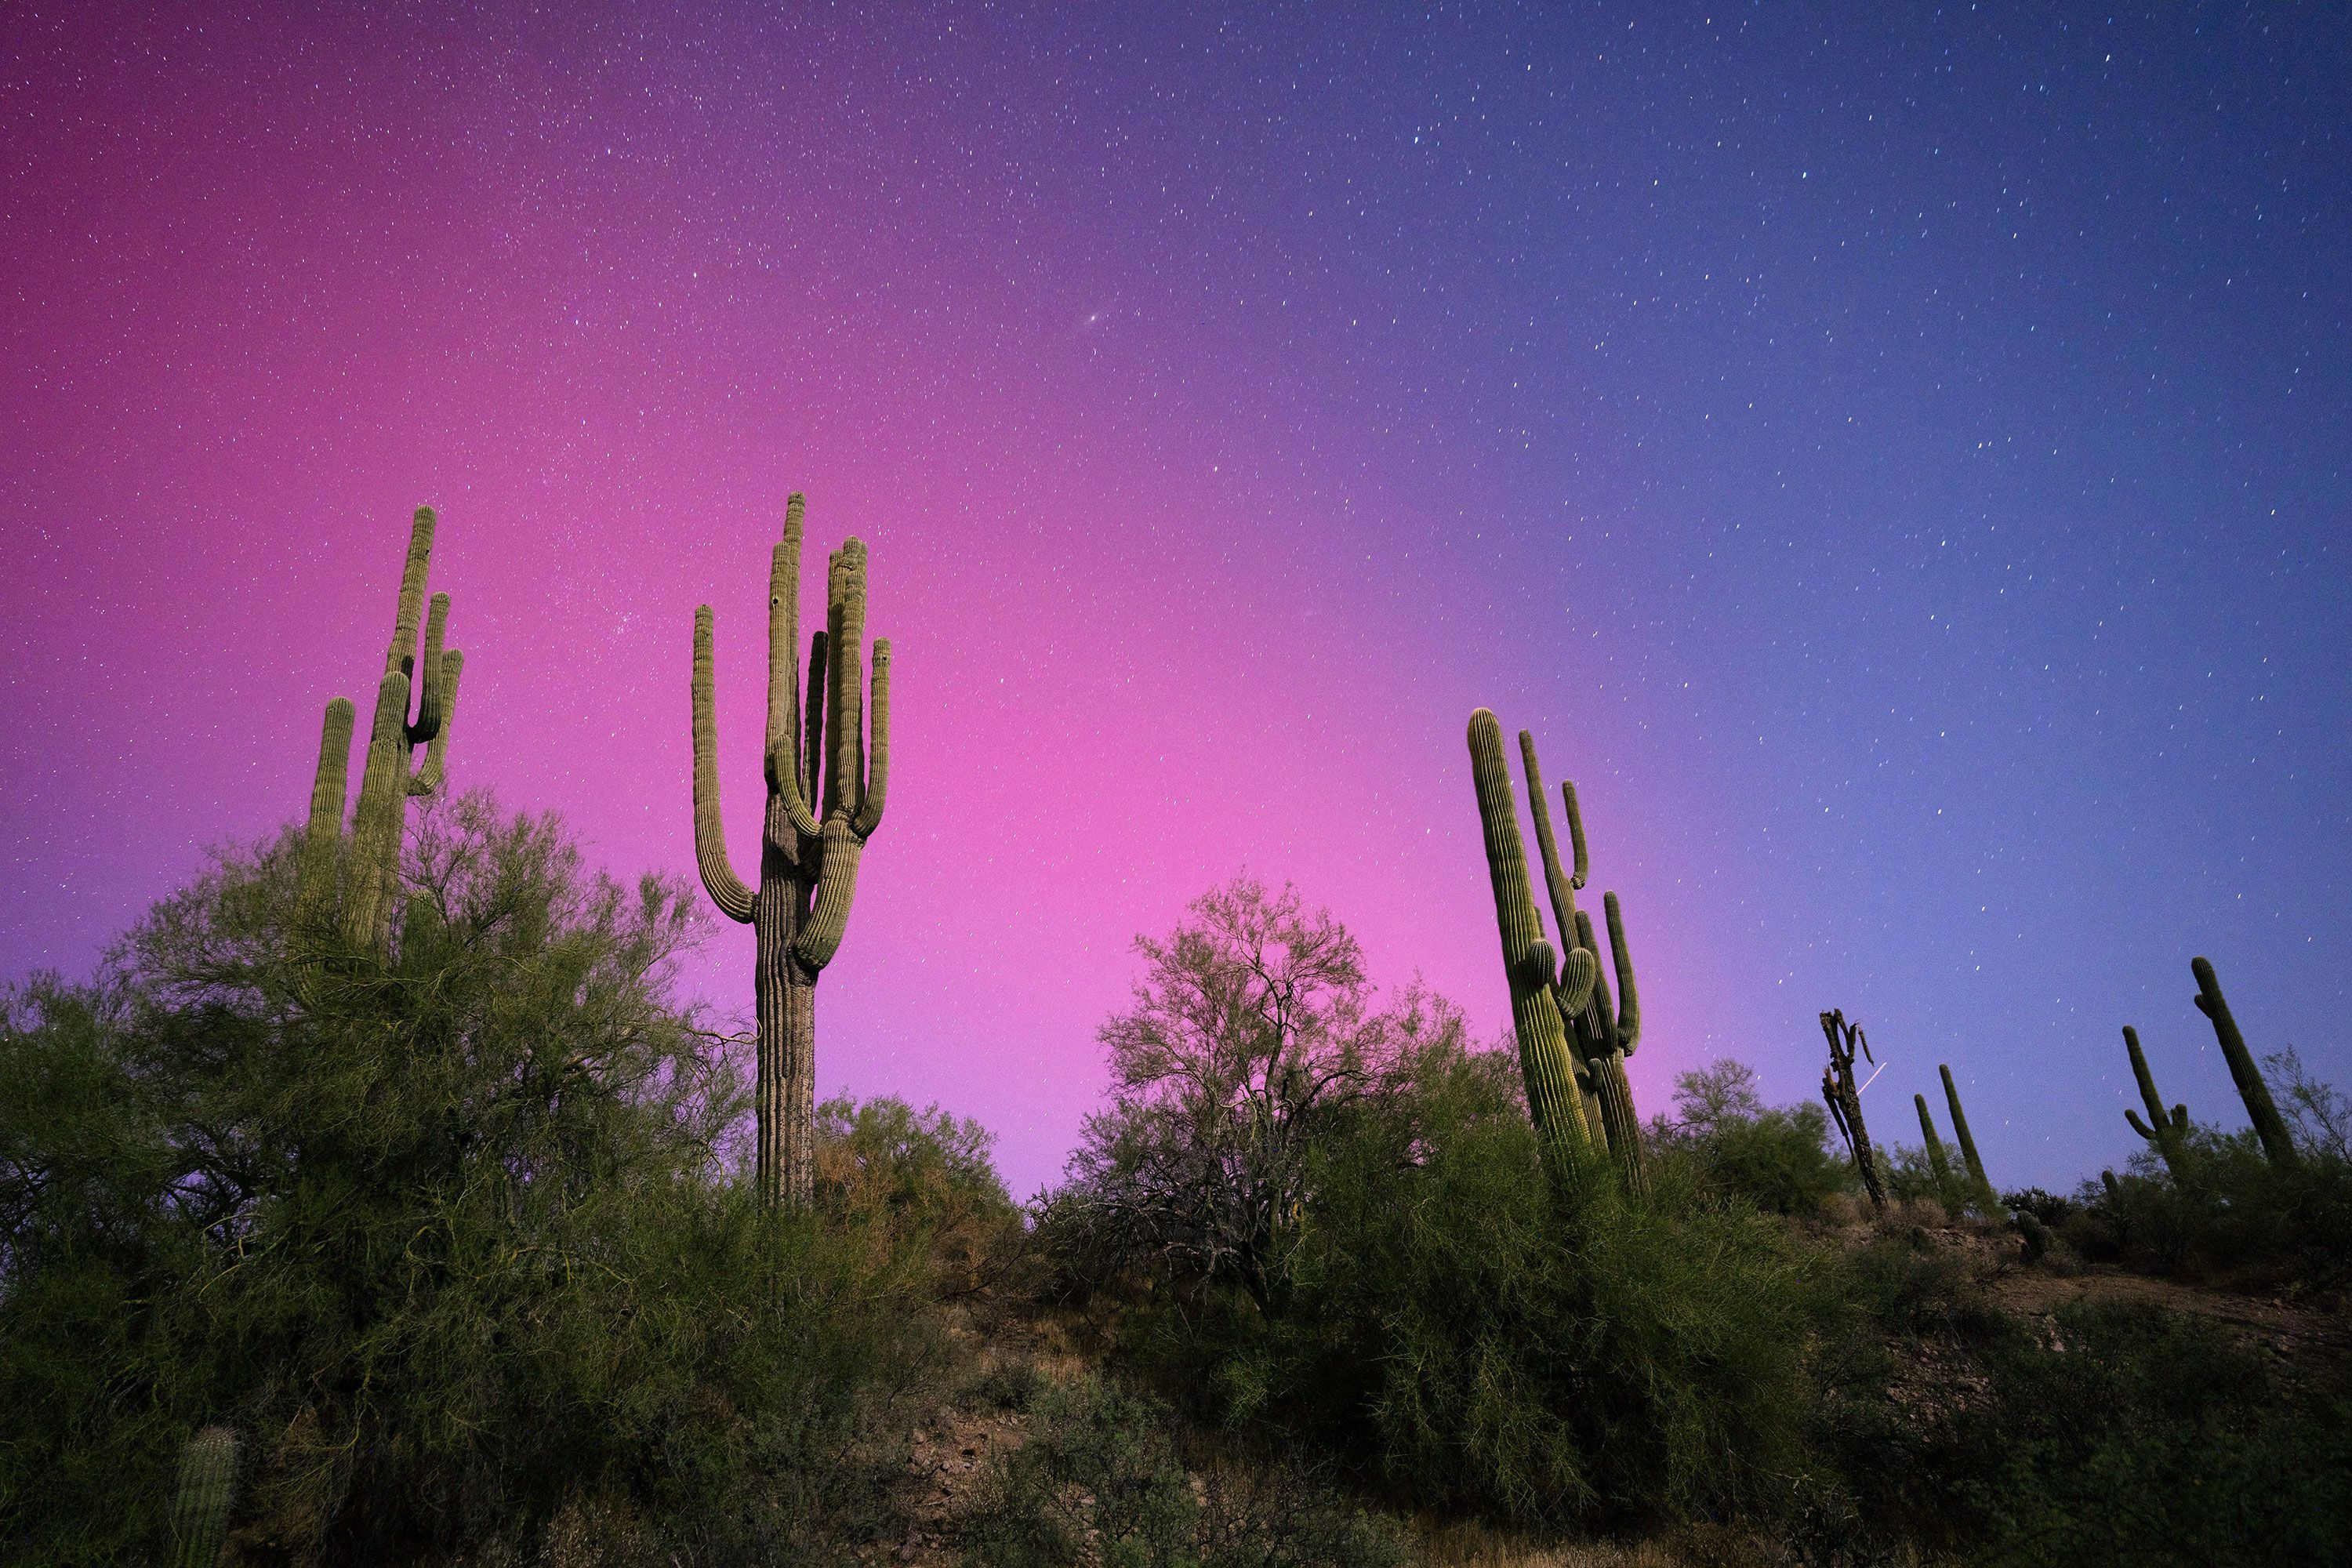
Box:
[1914, 1092, 1958, 1207]
[1466, 710, 1594, 1165]
[1517, 731, 1647, 1196]
[2121, 1025, 2190, 1177]
[1940, 1062, 1997, 1208]
[295, 507, 464, 956]
[692, 495, 891, 1208]
[2191, 956, 2299, 1170]
[169, 1425, 238, 1568]
[1820, 1009, 1886, 1214]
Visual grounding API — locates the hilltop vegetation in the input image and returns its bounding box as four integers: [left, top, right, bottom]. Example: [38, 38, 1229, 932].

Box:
[5, 818, 2350, 1566]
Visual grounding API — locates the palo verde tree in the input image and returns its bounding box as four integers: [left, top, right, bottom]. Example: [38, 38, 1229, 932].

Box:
[691, 493, 891, 1208]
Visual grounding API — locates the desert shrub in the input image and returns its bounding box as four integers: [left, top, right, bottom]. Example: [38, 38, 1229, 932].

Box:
[0, 795, 960, 1566]
[1933, 1305, 2352, 1566]
[960, 1374, 1411, 1568]
[817, 1093, 1019, 1293]
[1097, 1038, 1830, 1534]
[2074, 1117, 2352, 1287]
[1646, 1059, 1853, 1218]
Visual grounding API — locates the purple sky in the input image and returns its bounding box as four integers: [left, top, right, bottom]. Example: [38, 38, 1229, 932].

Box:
[5, 4, 2347, 1198]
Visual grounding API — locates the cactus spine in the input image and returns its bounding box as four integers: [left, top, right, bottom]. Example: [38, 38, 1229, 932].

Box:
[294, 508, 463, 957]
[2191, 956, 2299, 1170]
[1940, 1062, 1997, 1208]
[691, 495, 890, 1209]
[1466, 710, 1595, 1166]
[1820, 1010, 1886, 1214]
[1915, 1092, 1958, 1207]
[1517, 732, 1648, 1196]
[169, 1425, 237, 1568]
[2121, 1025, 2190, 1176]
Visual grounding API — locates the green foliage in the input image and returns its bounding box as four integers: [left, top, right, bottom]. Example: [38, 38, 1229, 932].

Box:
[960, 1375, 1412, 1568]
[0, 794, 953, 1565]
[2070, 1109, 2352, 1287]
[1096, 1040, 1828, 1534]
[815, 1093, 1018, 1291]
[1936, 1305, 2352, 1566]
[1647, 1058, 1853, 1218]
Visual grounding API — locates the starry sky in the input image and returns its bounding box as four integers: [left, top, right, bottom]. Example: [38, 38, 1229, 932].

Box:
[5, 3, 2347, 1199]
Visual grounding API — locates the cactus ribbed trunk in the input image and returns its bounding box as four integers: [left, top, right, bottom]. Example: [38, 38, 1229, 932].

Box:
[2192, 956, 2299, 1170]
[691, 494, 890, 1210]
[169, 1425, 237, 1568]
[1940, 1063, 1996, 1207]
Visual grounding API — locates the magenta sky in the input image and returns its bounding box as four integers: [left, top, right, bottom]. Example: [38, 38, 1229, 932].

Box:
[6, 5, 2348, 1198]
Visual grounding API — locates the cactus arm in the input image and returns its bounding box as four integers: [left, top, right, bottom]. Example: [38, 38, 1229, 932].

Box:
[406, 591, 449, 745]
[1560, 779, 1589, 891]
[1575, 908, 1617, 1054]
[827, 541, 869, 818]
[384, 506, 435, 679]
[298, 697, 355, 916]
[343, 670, 410, 948]
[2191, 956, 2300, 1169]
[689, 607, 756, 924]
[767, 495, 804, 775]
[851, 638, 891, 840]
[169, 1425, 238, 1568]
[408, 648, 461, 796]
[803, 628, 829, 814]
[793, 815, 866, 970]
[1603, 891, 1641, 1055]
[1518, 731, 1581, 945]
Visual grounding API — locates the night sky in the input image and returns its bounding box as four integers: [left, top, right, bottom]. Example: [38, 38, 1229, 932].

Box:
[5, 4, 2347, 1198]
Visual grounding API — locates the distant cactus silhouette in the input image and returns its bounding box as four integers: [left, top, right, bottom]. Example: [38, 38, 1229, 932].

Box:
[1940, 1062, 1997, 1209]
[1466, 710, 1595, 1166]
[691, 495, 890, 1208]
[168, 1425, 237, 1568]
[295, 507, 464, 957]
[1915, 1092, 1958, 1207]
[1820, 1010, 1886, 1214]
[1516, 730, 1649, 1196]
[2121, 1025, 2190, 1176]
[2191, 956, 2299, 1169]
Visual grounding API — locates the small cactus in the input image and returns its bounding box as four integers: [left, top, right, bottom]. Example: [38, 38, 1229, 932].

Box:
[169, 1425, 237, 1568]
[2191, 956, 2299, 1169]
[2121, 1025, 2190, 1177]
[1940, 1063, 1998, 1210]
[1820, 1010, 1886, 1214]
[1465, 710, 1595, 1168]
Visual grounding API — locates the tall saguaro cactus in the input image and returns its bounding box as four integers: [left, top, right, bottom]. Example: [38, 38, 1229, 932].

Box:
[1518, 731, 1648, 1196]
[2191, 956, 2299, 1170]
[691, 495, 891, 1209]
[1820, 1010, 1886, 1214]
[295, 506, 464, 956]
[1940, 1062, 1998, 1209]
[2121, 1025, 2190, 1177]
[1466, 710, 1595, 1166]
